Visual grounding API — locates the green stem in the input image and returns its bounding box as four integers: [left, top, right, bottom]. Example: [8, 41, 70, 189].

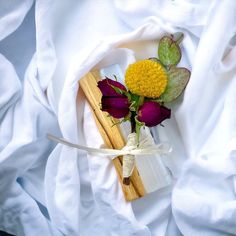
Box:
[130, 112, 136, 133]
[138, 96, 144, 107]
[123, 112, 136, 185]
[172, 32, 184, 45]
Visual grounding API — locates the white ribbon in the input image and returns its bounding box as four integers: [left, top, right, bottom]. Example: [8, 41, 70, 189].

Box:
[47, 132, 172, 178]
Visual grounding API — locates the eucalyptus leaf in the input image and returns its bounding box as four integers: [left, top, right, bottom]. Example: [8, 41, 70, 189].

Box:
[148, 57, 161, 63]
[158, 36, 181, 66]
[161, 67, 190, 103]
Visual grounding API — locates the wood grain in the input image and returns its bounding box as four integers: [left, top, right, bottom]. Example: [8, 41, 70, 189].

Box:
[79, 72, 146, 201]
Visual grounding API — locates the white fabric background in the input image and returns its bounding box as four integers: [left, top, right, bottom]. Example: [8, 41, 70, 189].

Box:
[0, 0, 236, 235]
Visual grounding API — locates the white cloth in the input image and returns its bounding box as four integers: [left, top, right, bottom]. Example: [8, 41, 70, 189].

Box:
[0, 0, 236, 236]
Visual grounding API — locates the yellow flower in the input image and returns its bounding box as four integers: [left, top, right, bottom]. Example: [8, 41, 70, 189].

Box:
[125, 60, 168, 98]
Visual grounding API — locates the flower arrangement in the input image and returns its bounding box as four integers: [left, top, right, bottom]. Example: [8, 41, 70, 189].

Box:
[98, 33, 191, 184]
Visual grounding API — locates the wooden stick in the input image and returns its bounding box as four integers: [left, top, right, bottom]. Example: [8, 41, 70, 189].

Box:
[79, 72, 146, 201]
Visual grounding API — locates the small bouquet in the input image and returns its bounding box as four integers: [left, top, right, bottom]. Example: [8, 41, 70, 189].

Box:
[48, 32, 191, 201]
[97, 33, 191, 185]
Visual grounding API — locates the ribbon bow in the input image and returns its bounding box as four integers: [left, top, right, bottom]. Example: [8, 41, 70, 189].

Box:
[47, 132, 171, 178]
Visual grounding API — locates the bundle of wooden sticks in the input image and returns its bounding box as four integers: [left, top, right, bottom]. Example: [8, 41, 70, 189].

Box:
[79, 72, 146, 201]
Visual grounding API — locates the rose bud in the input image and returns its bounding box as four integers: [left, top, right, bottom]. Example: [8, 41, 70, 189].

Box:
[137, 101, 171, 127]
[101, 96, 130, 119]
[98, 78, 130, 119]
[98, 78, 127, 96]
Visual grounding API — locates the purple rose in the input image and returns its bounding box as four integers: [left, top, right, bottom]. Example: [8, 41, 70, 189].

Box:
[97, 78, 130, 119]
[137, 101, 171, 127]
[98, 78, 127, 96]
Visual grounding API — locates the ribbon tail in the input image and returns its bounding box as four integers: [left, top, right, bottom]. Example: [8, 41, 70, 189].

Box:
[123, 154, 135, 178]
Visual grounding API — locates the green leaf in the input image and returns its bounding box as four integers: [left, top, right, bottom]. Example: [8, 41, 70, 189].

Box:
[161, 67, 190, 103]
[129, 95, 145, 114]
[158, 36, 181, 66]
[129, 93, 139, 111]
[110, 85, 131, 100]
[130, 93, 140, 103]
[135, 116, 144, 145]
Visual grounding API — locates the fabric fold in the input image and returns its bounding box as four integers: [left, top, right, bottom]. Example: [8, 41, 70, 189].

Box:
[172, 1, 236, 235]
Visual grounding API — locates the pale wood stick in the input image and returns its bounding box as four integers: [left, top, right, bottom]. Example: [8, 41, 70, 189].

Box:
[79, 72, 146, 201]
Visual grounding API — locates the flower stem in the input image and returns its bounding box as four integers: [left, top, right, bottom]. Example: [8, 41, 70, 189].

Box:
[130, 111, 136, 133]
[172, 32, 184, 45]
[123, 112, 136, 185]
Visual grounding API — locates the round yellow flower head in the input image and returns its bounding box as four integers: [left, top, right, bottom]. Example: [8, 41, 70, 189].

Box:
[125, 60, 168, 98]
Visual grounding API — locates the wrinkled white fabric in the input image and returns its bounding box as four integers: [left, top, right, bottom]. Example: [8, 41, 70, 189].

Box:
[0, 0, 236, 236]
[172, 1, 236, 235]
[0, 0, 34, 41]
